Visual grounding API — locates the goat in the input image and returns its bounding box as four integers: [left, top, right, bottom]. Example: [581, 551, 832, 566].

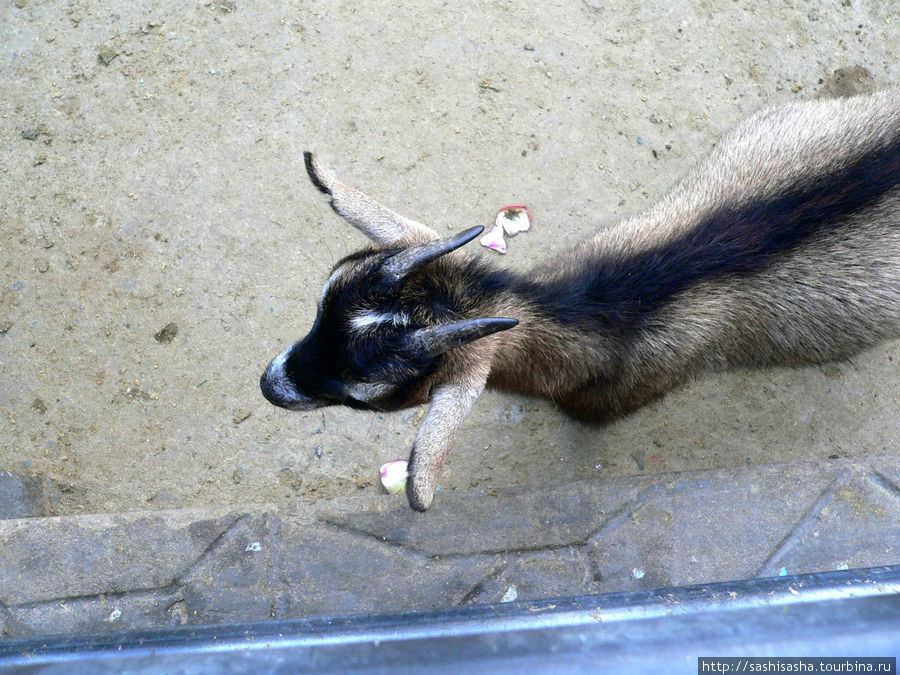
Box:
[261, 89, 900, 512]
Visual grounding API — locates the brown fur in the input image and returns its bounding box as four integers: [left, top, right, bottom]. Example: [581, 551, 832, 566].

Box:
[265, 90, 900, 511]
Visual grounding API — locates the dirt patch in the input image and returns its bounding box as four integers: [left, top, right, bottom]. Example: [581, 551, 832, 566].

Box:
[154, 322, 179, 344]
[817, 65, 876, 98]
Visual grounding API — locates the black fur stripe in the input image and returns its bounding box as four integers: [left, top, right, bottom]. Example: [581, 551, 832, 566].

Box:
[521, 135, 900, 329]
[304, 152, 332, 195]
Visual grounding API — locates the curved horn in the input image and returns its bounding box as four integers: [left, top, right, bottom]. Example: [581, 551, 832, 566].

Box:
[408, 317, 518, 358]
[383, 226, 484, 283]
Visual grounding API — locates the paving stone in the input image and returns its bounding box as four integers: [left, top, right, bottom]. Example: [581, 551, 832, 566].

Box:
[278, 525, 504, 615]
[324, 478, 652, 557]
[3, 589, 184, 639]
[587, 462, 848, 592]
[459, 548, 597, 605]
[589, 457, 900, 594]
[763, 470, 900, 575]
[1, 455, 899, 640]
[172, 512, 282, 626]
[0, 509, 241, 605]
[0, 470, 90, 520]
[0, 470, 42, 519]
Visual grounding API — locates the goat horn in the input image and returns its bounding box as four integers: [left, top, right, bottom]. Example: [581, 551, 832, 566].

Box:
[383, 226, 484, 282]
[409, 317, 519, 358]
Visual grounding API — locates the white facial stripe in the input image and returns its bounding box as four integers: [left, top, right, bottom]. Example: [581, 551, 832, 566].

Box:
[349, 312, 392, 329]
[344, 381, 393, 402]
[348, 311, 410, 330]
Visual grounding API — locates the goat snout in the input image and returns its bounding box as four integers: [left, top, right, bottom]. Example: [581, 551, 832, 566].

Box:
[260, 351, 305, 409]
[260, 350, 333, 411]
[259, 369, 289, 407]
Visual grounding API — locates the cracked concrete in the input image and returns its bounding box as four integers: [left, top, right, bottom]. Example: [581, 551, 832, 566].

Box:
[0, 510, 242, 606]
[2, 455, 899, 639]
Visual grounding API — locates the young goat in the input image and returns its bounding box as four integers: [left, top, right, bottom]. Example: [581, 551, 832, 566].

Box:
[261, 89, 900, 511]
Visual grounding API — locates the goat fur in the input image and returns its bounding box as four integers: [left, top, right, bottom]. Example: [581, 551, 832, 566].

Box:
[261, 89, 900, 511]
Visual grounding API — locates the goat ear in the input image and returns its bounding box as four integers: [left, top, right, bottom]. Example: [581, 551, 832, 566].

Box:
[408, 317, 518, 358]
[304, 152, 438, 246]
[383, 226, 483, 282]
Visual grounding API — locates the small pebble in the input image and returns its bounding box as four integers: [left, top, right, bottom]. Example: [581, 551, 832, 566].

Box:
[154, 322, 178, 344]
[98, 45, 120, 66]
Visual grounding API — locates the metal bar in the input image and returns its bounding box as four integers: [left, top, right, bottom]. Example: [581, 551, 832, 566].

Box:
[2, 566, 900, 673]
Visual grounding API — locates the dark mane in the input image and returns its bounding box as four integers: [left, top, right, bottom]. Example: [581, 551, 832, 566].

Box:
[516, 135, 900, 330]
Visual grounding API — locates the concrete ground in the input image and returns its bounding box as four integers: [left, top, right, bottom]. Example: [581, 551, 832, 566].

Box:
[0, 0, 898, 641]
[2, 455, 900, 637]
[2, 0, 897, 517]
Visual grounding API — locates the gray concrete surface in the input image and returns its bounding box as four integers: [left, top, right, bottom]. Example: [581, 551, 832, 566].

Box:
[1, 0, 899, 644]
[2, 455, 899, 638]
[2, 0, 897, 518]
